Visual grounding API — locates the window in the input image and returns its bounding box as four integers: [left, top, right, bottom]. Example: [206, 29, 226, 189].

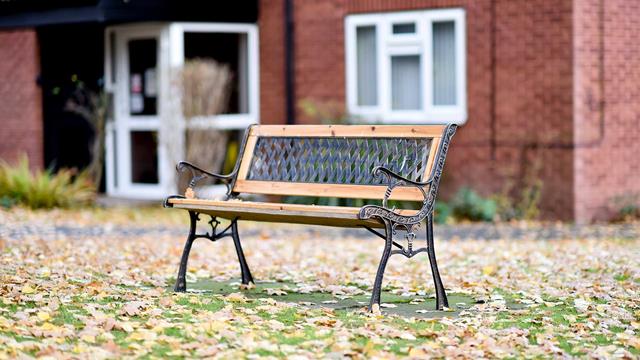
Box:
[170, 23, 259, 130]
[346, 9, 466, 123]
[183, 32, 249, 115]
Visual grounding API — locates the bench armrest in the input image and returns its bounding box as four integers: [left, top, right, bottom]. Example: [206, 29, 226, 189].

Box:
[374, 166, 433, 187]
[358, 166, 432, 227]
[176, 161, 237, 199]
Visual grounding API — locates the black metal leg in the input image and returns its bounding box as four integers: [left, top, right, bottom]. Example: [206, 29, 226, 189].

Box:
[426, 215, 448, 310]
[369, 220, 393, 312]
[175, 211, 198, 292]
[230, 221, 254, 285]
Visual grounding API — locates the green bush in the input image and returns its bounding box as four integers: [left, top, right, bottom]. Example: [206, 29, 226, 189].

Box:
[434, 201, 452, 224]
[0, 157, 95, 209]
[450, 187, 497, 222]
[611, 193, 640, 222]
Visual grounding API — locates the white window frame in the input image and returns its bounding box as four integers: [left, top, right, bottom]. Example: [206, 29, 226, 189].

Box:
[168, 22, 260, 130]
[345, 8, 467, 124]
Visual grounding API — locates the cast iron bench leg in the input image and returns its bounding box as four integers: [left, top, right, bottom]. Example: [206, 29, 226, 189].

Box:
[369, 220, 393, 312]
[174, 213, 255, 292]
[426, 215, 448, 310]
[231, 221, 254, 285]
[175, 210, 198, 292]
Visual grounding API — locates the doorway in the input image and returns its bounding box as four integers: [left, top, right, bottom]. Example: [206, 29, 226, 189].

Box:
[104, 23, 259, 199]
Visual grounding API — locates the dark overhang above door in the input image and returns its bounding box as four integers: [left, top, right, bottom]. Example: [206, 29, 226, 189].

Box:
[0, 0, 258, 28]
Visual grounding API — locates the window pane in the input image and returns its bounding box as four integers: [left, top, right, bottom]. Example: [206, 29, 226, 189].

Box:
[392, 23, 416, 34]
[130, 131, 158, 184]
[128, 39, 157, 116]
[184, 32, 249, 115]
[433, 21, 457, 105]
[391, 55, 422, 110]
[356, 26, 378, 106]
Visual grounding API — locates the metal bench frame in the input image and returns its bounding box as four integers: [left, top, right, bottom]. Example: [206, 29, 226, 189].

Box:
[164, 124, 457, 311]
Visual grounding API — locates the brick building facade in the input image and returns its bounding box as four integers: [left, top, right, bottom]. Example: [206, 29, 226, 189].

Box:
[0, 0, 638, 222]
[0, 29, 43, 170]
[258, 0, 639, 222]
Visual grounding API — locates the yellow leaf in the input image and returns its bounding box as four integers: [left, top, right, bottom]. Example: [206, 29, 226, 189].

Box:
[40, 322, 57, 331]
[121, 322, 134, 333]
[128, 330, 157, 342]
[409, 347, 429, 357]
[482, 266, 496, 276]
[225, 293, 247, 303]
[37, 312, 50, 321]
[21, 285, 35, 294]
[81, 334, 96, 343]
[203, 321, 226, 334]
[362, 340, 376, 356]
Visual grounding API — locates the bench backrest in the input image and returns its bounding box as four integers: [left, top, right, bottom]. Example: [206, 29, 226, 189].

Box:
[232, 125, 449, 201]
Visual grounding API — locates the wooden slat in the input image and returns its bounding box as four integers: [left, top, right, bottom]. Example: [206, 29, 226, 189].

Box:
[168, 198, 419, 228]
[236, 134, 258, 181]
[424, 137, 441, 180]
[251, 124, 446, 138]
[233, 180, 427, 201]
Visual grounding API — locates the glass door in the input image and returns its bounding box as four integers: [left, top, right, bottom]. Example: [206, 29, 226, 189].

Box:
[105, 24, 169, 199]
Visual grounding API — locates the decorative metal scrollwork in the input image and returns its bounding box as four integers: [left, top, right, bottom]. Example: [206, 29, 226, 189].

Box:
[176, 161, 237, 199]
[191, 213, 234, 242]
[358, 124, 458, 259]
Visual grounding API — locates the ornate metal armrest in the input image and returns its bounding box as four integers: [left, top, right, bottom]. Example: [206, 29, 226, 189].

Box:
[358, 166, 432, 227]
[176, 161, 237, 199]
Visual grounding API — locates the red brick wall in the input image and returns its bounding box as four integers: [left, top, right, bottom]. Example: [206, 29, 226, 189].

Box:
[258, 0, 287, 125]
[491, 0, 575, 220]
[574, 0, 640, 222]
[259, 0, 577, 219]
[0, 29, 43, 170]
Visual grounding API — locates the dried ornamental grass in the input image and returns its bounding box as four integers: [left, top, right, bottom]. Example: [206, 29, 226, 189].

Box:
[179, 59, 234, 190]
[0, 156, 95, 209]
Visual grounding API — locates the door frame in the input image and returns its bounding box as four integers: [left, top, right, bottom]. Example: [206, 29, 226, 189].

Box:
[105, 23, 169, 199]
[104, 22, 260, 199]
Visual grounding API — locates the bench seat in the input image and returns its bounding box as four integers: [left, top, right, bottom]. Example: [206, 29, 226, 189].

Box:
[168, 198, 418, 228]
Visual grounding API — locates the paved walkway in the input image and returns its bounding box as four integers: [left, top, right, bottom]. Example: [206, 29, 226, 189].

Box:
[2, 220, 638, 241]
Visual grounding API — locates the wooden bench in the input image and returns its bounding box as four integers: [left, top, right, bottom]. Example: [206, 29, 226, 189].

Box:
[164, 124, 457, 311]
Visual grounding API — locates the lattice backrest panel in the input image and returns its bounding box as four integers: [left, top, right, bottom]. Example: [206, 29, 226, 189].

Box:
[246, 137, 432, 185]
[233, 125, 446, 201]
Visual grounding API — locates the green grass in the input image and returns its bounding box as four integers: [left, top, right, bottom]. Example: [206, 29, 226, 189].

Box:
[1, 278, 636, 358]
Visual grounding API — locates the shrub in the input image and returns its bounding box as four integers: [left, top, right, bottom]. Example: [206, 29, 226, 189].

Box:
[0, 157, 95, 209]
[450, 187, 497, 222]
[611, 193, 640, 222]
[434, 201, 452, 224]
[492, 177, 543, 222]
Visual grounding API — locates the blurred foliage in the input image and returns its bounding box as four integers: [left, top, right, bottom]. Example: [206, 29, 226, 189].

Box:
[493, 167, 543, 222]
[298, 98, 349, 125]
[223, 139, 239, 175]
[450, 187, 497, 222]
[0, 156, 95, 209]
[434, 201, 452, 224]
[611, 193, 640, 222]
[65, 81, 109, 189]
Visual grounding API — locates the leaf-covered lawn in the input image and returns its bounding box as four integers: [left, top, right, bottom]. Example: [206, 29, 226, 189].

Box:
[0, 209, 638, 358]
